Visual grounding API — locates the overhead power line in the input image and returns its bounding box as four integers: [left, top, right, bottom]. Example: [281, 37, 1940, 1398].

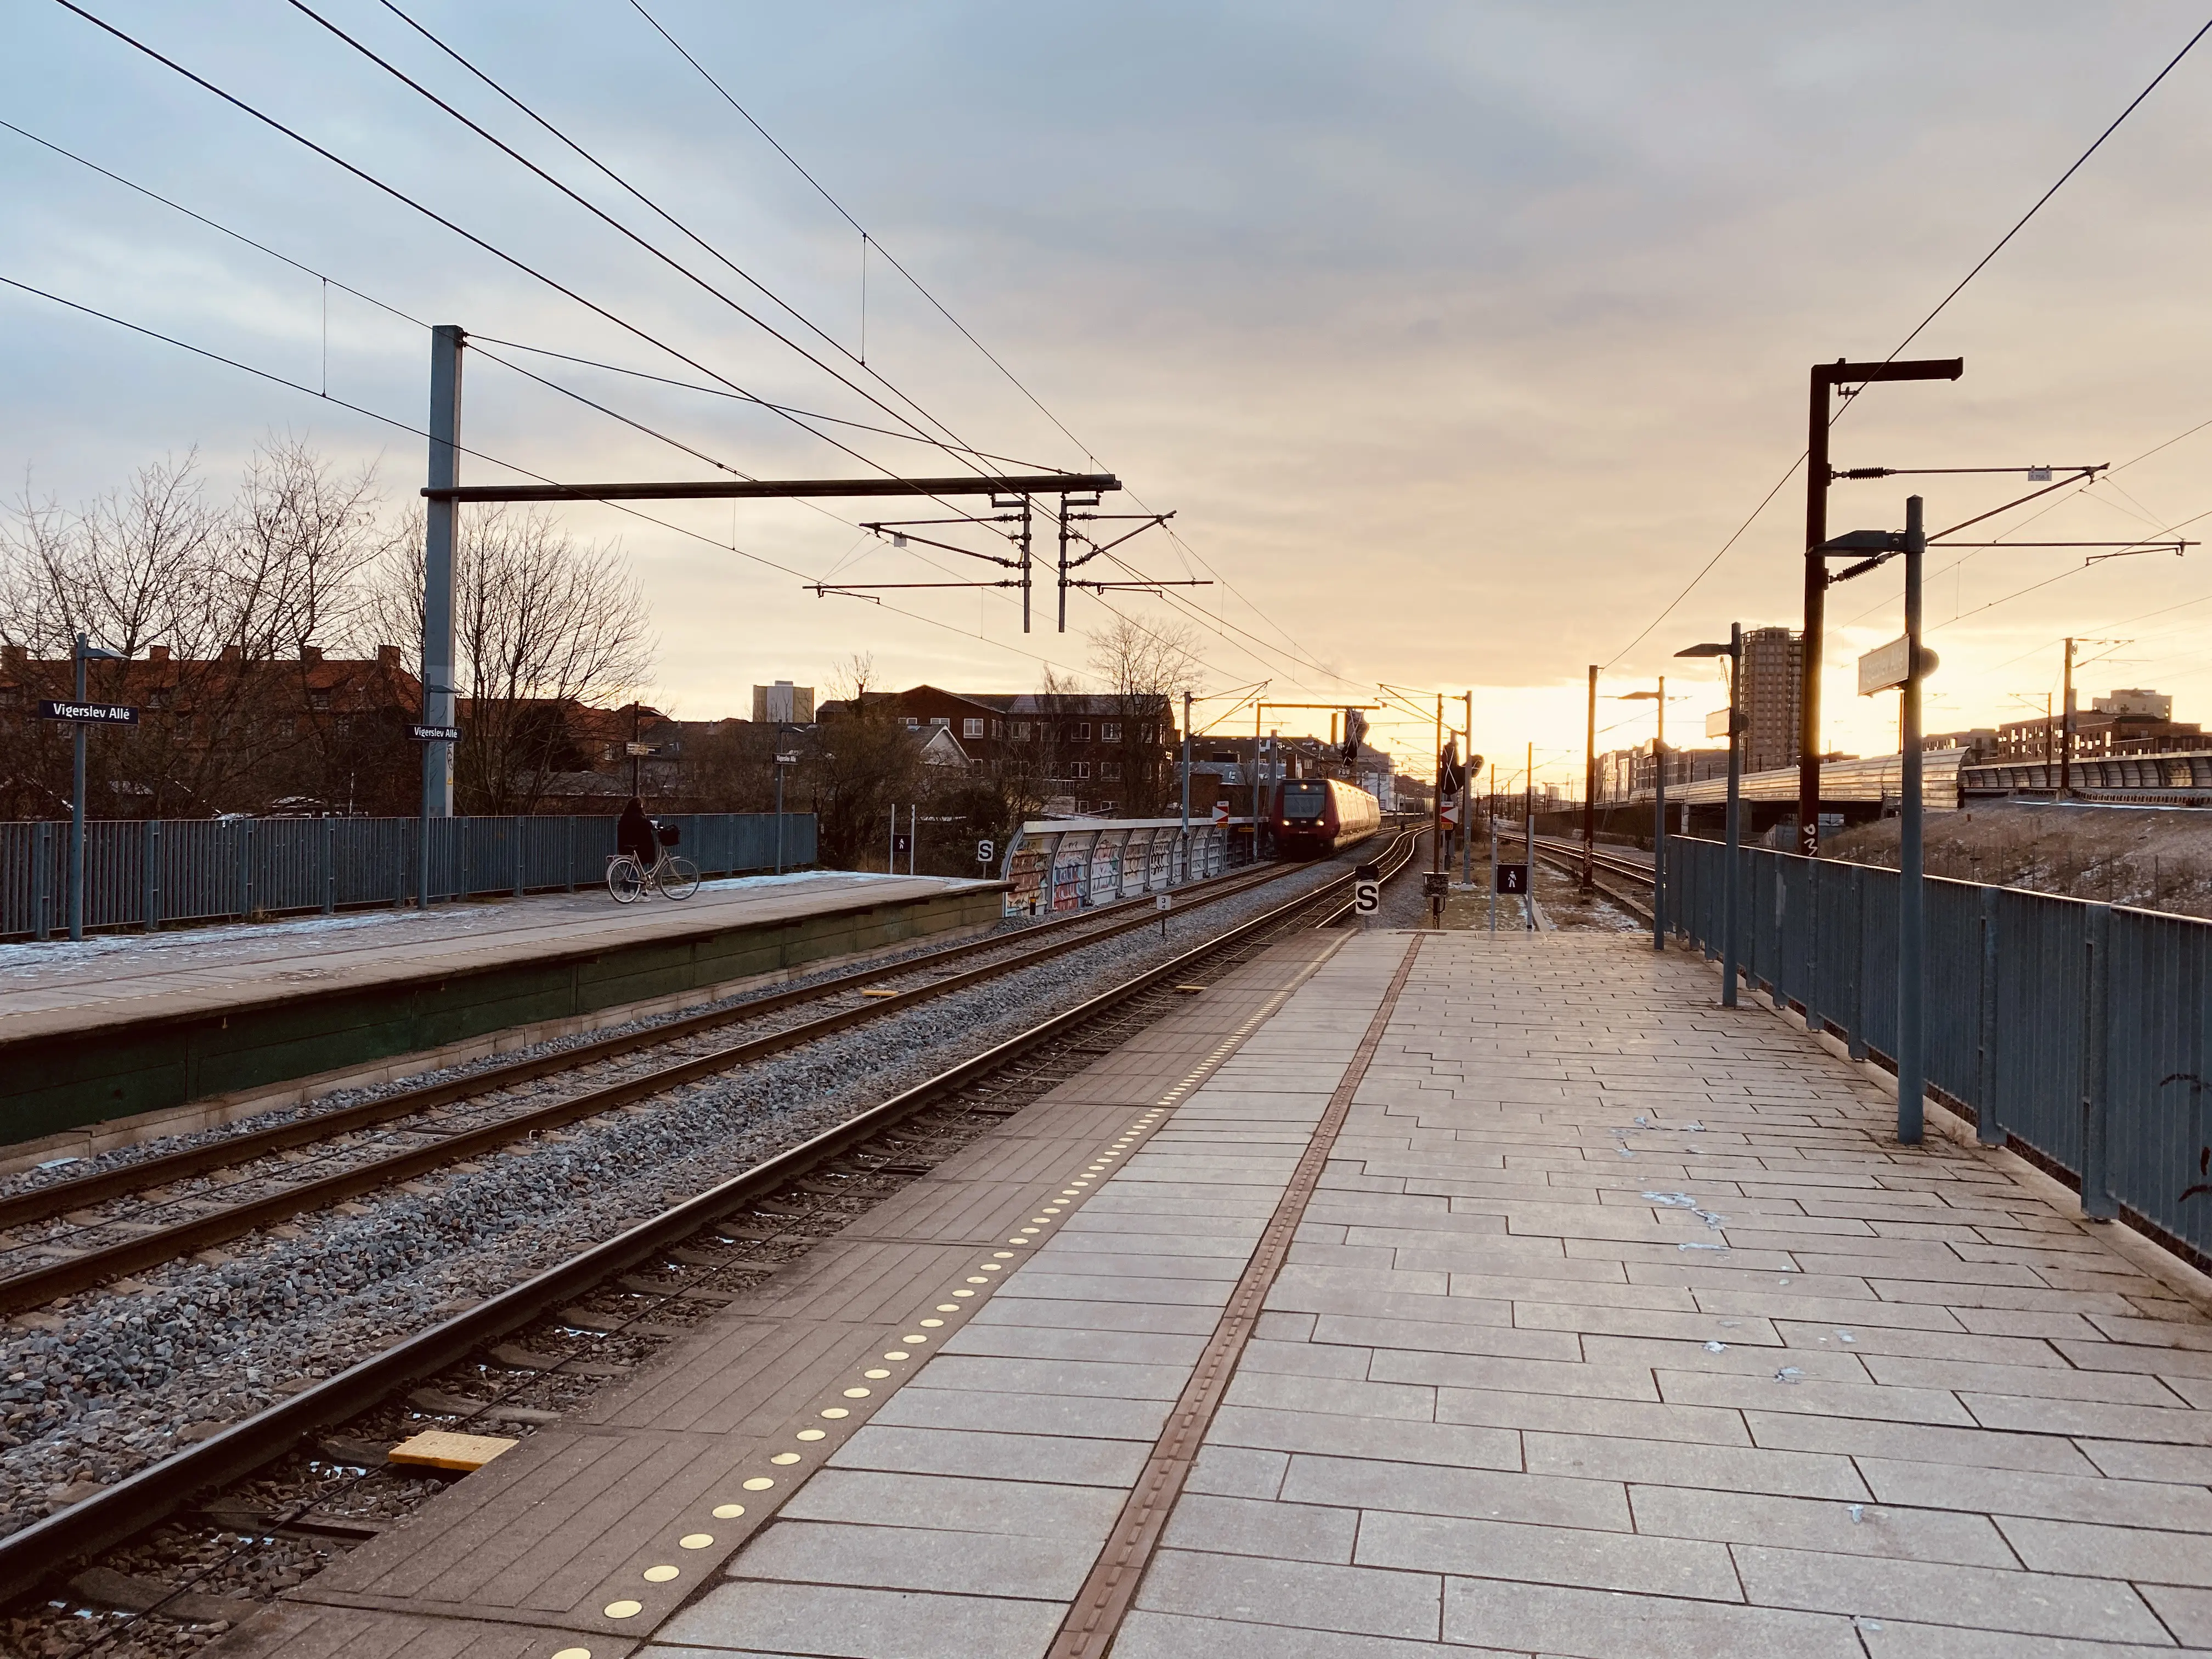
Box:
[1600, 14, 2212, 669]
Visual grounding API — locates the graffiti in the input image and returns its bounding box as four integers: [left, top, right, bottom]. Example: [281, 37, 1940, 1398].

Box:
[2183, 1147, 2212, 1205]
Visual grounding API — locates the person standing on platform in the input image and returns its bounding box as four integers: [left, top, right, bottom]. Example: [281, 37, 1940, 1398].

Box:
[617, 797, 657, 867]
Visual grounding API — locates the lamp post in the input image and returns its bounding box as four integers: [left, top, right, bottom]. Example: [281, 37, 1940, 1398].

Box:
[1677, 627, 1743, 1007]
[1817, 497, 1931, 1144]
[1618, 682, 1667, 952]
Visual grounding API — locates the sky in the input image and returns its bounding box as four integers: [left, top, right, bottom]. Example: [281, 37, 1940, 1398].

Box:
[4, 1, 2211, 792]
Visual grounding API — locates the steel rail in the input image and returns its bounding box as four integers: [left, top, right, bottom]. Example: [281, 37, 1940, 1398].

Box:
[0, 860, 1294, 1237]
[0, 829, 1418, 1603]
[0, 859, 1322, 1316]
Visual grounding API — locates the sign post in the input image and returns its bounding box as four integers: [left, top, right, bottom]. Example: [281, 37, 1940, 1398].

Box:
[1156, 890, 1172, 938]
[42, 636, 133, 941]
[1353, 861, 1380, 921]
[409, 720, 463, 909]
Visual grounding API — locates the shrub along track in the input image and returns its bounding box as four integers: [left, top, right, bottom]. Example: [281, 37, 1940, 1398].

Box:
[0, 830, 1421, 1657]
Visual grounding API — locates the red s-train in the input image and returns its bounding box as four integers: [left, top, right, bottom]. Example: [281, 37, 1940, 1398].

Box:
[1269, 777, 1383, 859]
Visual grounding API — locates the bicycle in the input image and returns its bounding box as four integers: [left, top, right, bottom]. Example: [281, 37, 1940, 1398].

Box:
[606, 839, 700, 903]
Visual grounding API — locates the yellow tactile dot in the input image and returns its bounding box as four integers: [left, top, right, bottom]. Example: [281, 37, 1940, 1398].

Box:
[904, 1332, 929, 1341]
[770, 1452, 802, 1465]
[1069, 1180, 1090, 1187]
[952, 1289, 975, 1297]
[742, 1476, 776, 1491]
[865, 1368, 891, 1378]
[1019, 1227, 1040, 1234]
[1060, 1189, 1081, 1196]
[797, 1429, 826, 1441]
[1030, 1218, 1053, 1225]
[883, 1350, 910, 1361]
[933, 1305, 957, 1313]
[1006, 1238, 1028, 1246]
[680, 1533, 714, 1549]
[966, 1276, 990, 1284]
[642, 1565, 679, 1584]
[603, 1600, 642, 1620]
[993, 1251, 1017, 1259]
[820, 1407, 850, 1419]
[553, 1650, 592, 1659]
[712, 1503, 746, 1519]
[843, 1387, 871, 1398]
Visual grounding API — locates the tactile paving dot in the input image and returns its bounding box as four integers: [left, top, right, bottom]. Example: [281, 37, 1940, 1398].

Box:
[952, 1289, 974, 1298]
[797, 1429, 827, 1441]
[553, 1650, 591, 1659]
[770, 1452, 802, 1465]
[712, 1503, 746, 1519]
[843, 1386, 871, 1398]
[820, 1407, 850, 1419]
[742, 1477, 777, 1491]
[992, 1251, 1017, 1260]
[679, 1534, 714, 1549]
[642, 1565, 679, 1584]
[964, 1276, 989, 1284]
[603, 1600, 641, 1620]
[865, 1368, 891, 1378]
[922, 1317, 947, 1324]
[883, 1351, 910, 1361]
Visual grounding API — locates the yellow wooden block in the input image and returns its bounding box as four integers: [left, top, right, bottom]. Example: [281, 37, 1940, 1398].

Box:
[387, 1430, 518, 1471]
[859, 988, 899, 998]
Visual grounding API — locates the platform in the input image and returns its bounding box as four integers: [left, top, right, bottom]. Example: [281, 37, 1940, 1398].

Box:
[226, 928, 2212, 1659]
[1, 872, 1004, 1153]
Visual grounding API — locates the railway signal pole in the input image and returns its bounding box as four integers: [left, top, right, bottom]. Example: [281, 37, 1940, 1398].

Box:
[1798, 357, 1962, 857]
[1582, 664, 1597, 893]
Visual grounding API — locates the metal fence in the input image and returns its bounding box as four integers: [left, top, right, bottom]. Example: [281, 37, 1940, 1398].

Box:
[999, 817, 1252, 916]
[1666, 834, 2212, 1267]
[0, 812, 817, 941]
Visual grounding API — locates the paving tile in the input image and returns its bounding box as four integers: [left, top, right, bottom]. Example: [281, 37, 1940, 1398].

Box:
[775, 1468, 1124, 1539]
[1996, 1513, 2212, 1587]
[909, 1353, 1190, 1401]
[1281, 1453, 1630, 1532]
[1856, 1455, 2212, 1530]
[1185, 1444, 1290, 1500]
[1656, 1368, 1974, 1425]
[1962, 1392, 2212, 1444]
[2138, 1583, 2212, 1648]
[1107, 1609, 1490, 1659]
[1160, 1493, 1358, 1564]
[868, 1382, 1170, 1441]
[1523, 1430, 1868, 1500]
[1237, 1337, 1373, 1380]
[2076, 1440, 2212, 1483]
[1367, 1350, 1658, 1401]
[1224, 1369, 1437, 1422]
[1134, 1547, 1442, 1640]
[1855, 1622, 2206, 1659]
[967, 1296, 1221, 1337]
[1436, 1385, 1750, 1446]
[727, 1518, 1097, 1599]
[1208, 1403, 1521, 1471]
[1311, 1313, 1581, 1363]
[939, 1324, 1209, 1366]
[1627, 1483, 2015, 1566]
[1441, 1577, 1863, 1658]
[825, 1423, 1149, 1487]
[1731, 1543, 2168, 1642]
[1744, 1411, 2100, 1474]
[656, 1581, 1068, 1657]
[1355, 1509, 1740, 1599]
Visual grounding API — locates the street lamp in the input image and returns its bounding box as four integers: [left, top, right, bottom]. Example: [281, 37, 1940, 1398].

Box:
[1617, 681, 1667, 953]
[1677, 628, 1742, 1007]
[1817, 497, 1929, 1144]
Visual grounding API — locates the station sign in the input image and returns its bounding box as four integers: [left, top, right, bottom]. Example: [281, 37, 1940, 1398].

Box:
[1857, 635, 1939, 696]
[1494, 863, 1530, 895]
[409, 724, 461, 743]
[1705, 708, 1738, 740]
[38, 699, 138, 725]
[1353, 878, 1380, 915]
[976, 839, 995, 865]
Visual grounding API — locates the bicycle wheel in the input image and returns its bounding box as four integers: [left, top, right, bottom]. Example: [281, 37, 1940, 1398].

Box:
[606, 855, 646, 904]
[659, 855, 699, 900]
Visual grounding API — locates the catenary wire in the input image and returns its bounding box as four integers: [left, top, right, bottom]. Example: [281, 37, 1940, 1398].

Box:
[358, 0, 989, 475]
[1600, 15, 2211, 671]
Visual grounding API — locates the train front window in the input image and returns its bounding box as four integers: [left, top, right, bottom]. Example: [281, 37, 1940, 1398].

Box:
[1281, 781, 1327, 820]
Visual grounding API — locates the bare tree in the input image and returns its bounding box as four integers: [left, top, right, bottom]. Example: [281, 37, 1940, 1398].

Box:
[366, 506, 656, 814]
[803, 653, 924, 868]
[1088, 614, 1204, 815]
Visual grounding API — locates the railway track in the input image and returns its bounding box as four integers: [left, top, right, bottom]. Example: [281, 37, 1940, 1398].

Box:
[0, 853, 1322, 1321]
[0, 828, 1420, 1645]
[1504, 833, 1657, 922]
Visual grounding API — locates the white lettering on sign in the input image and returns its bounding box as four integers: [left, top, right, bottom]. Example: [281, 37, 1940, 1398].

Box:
[1858, 636, 1939, 696]
[977, 839, 995, 865]
[37, 700, 139, 725]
